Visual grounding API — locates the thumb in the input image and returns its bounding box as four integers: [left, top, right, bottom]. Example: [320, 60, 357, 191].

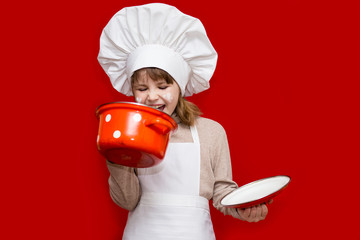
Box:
[266, 199, 274, 207]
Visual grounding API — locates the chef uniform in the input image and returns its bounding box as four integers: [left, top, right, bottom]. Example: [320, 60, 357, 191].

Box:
[98, 3, 219, 239]
[123, 125, 214, 239]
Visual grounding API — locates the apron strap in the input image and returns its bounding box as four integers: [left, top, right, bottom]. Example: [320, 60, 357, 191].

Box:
[190, 125, 200, 144]
[140, 192, 209, 211]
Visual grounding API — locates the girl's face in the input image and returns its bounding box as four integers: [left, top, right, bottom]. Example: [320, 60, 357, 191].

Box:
[132, 69, 180, 115]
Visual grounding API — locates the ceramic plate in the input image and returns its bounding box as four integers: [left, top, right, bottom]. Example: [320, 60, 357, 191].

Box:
[221, 175, 291, 208]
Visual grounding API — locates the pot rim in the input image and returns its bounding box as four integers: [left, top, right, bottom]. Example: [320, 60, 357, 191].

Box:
[96, 101, 177, 128]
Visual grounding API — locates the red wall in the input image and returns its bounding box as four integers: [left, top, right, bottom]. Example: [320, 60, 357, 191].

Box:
[2, 0, 359, 239]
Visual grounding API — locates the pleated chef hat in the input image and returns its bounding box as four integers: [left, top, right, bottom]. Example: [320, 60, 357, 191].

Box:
[98, 3, 217, 97]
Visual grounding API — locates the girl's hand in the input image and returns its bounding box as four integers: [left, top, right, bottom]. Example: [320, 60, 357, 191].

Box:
[237, 199, 273, 222]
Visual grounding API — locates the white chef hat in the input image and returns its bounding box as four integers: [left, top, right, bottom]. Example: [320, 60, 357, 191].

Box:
[97, 3, 217, 97]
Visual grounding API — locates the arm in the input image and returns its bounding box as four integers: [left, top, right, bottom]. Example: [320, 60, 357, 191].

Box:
[106, 161, 141, 211]
[210, 124, 269, 222]
[208, 122, 242, 219]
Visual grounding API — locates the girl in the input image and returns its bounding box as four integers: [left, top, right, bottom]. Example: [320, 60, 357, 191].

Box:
[98, 3, 269, 239]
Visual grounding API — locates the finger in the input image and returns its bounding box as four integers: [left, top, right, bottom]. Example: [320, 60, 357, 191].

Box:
[237, 208, 250, 220]
[250, 206, 258, 219]
[268, 199, 274, 205]
[237, 208, 246, 218]
[257, 205, 266, 221]
[256, 205, 263, 217]
[249, 206, 260, 222]
[244, 207, 251, 218]
[261, 203, 268, 218]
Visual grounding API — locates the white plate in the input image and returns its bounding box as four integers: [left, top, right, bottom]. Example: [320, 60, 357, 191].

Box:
[221, 175, 291, 208]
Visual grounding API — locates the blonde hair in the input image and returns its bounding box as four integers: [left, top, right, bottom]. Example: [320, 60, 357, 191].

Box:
[131, 68, 202, 126]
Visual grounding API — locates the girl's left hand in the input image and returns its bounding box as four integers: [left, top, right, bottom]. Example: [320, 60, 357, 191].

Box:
[237, 200, 273, 222]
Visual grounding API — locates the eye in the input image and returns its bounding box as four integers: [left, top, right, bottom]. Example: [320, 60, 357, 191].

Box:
[158, 85, 168, 90]
[136, 87, 147, 92]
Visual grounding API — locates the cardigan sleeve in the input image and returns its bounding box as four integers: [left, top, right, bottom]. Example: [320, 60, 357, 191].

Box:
[205, 120, 243, 220]
[106, 161, 141, 211]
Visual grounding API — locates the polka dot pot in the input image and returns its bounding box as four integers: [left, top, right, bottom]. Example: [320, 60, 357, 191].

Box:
[96, 102, 177, 168]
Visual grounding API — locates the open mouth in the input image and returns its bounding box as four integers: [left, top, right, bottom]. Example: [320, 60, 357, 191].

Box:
[151, 105, 166, 111]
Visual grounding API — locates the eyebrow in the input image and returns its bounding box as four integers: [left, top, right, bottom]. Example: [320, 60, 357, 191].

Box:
[132, 78, 168, 88]
[156, 79, 168, 84]
[132, 83, 147, 88]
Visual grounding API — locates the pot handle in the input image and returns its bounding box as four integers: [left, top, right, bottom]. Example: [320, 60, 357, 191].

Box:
[145, 118, 173, 134]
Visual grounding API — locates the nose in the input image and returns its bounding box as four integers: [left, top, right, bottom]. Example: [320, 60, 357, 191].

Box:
[147, 89, 159, 101]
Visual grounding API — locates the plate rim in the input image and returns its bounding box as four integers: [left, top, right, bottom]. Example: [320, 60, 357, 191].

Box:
[220, 175, 291, 208]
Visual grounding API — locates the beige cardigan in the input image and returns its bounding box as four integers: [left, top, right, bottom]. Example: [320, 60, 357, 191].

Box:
[106, 117, 242, 219]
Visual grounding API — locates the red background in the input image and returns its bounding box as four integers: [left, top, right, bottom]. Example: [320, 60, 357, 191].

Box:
[1, 0, 359, 239]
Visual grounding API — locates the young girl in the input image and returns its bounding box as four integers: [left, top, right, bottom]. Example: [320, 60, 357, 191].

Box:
[98, 3, 269, 239]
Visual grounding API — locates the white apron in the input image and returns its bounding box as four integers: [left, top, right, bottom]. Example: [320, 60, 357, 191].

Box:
[122, 126, 215, 240]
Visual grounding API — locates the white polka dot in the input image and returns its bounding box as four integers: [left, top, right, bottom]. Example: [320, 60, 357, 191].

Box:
[105, 114, 111, 122]
[133, 113, 142, 122]
[113, 130, 121, 138]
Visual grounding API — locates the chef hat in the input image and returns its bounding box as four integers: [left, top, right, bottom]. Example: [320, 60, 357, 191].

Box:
[98, 3, 217, 97]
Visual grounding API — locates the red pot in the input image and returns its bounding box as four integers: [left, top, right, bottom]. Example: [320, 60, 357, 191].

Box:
[96, 102, 177, 168]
